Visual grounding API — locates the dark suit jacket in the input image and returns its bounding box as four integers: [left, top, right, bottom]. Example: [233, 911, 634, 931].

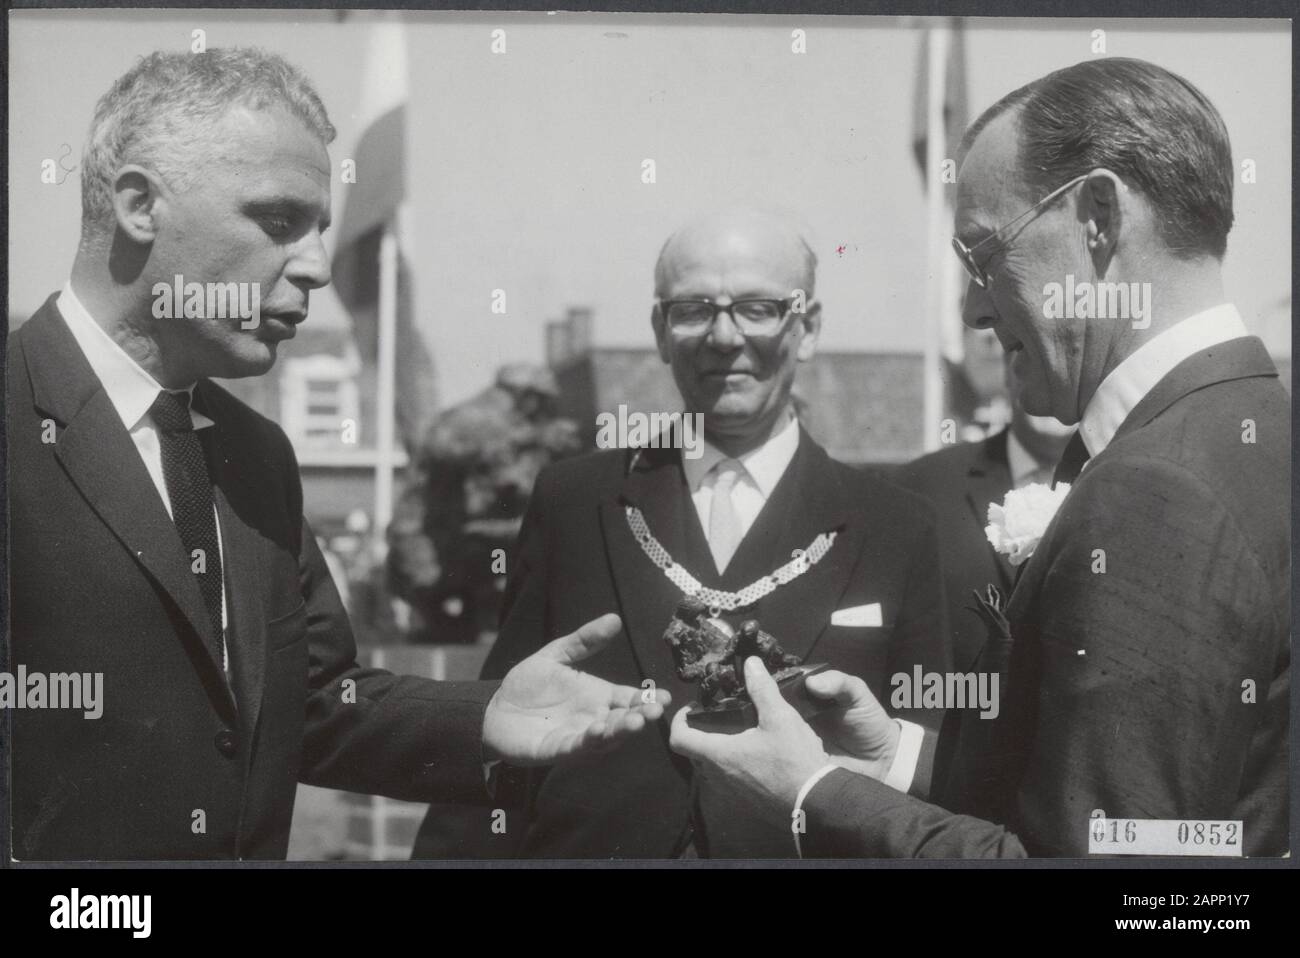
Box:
[801, 337, 1290, 858]
[7, 296, 497, 860]
[893, 429, 1016, 673]
[417, 428, 950, 858]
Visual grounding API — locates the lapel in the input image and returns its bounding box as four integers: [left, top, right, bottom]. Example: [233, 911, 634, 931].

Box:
[599, 429, 866, 698]
[992, 341, 1280, 797]
[20, 299, 237, 720]
[599, 445, 701, 706]
[991, 341, 1281, 802]
[962, 430, 1015, 592]
[721, 429, 864, 665]
[1005, 335, 1280, 625]
[1111, 335, 1279, 446]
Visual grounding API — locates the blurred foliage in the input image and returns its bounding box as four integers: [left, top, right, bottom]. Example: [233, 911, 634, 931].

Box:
[387, 364, 580, 642]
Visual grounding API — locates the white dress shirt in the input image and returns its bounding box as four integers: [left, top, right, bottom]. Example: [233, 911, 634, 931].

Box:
[57, 283, 231, 669]
[797, 303, 1257, 855]
[681, 408, 801, 543]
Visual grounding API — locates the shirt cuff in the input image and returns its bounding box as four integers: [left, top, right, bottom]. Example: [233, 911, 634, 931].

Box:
[883, 718, 925, 793]
[791, 763, 839, 859]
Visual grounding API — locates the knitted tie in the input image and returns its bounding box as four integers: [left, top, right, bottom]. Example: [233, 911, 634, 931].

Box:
[151, 390, 225, 664]
[708, 459, 744, 574]
[1051, 431, 1091, 488]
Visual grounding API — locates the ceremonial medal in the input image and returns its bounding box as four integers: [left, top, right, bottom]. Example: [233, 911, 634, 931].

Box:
[626, 505, 838, 732]
[625, 505, 836, 616]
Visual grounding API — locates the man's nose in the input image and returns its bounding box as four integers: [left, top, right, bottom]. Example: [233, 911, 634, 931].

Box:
[705, 307, 745, 350]
[961, 279, 996, 331]
[286, 229, 332, 290]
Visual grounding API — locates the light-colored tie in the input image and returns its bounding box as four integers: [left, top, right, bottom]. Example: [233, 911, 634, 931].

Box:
[708, 459, 744, 573]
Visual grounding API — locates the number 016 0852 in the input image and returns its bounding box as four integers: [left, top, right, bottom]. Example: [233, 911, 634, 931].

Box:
[1088, 818, 1242, 856]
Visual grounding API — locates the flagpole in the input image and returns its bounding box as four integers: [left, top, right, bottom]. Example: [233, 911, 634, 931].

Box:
[941, 18, 966, 371]
[922, 24, 950, 452]
[374, 210, 399, 553]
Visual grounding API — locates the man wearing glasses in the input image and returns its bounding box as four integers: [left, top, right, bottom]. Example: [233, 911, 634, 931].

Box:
[671, 58, 1289, 858]
[423, 208, 950, 858]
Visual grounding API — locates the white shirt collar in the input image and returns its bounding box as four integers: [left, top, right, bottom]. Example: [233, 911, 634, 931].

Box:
[57, 283, 213, 431]
[1079, 303, 1249, 458]
[682, 407, 801, 499]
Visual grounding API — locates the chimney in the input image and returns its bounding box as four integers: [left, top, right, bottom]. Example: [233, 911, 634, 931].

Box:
[545, 319, 570, 368]
[566, 307, 593, 358]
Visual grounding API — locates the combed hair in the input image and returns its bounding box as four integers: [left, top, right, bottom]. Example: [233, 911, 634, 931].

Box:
[81, 48, 335, 236]
[960, 58, 1234, 259]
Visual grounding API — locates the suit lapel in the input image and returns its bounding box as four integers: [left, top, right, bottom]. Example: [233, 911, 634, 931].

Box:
[717, 452, 799, 590]
[737, 431, 864, 664]
[601, 431, 874, 694]
[1111, 336, 1279, 445]
[1008, 336, 1279, 622]
[988, 338, 1282, 803]
[599, 447, 701, 706]
[22, 301, 236, 719]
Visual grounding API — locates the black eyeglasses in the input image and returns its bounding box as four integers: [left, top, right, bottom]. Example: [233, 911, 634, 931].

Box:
[952, 174, 1087, 289]
[657, 298, 796, 337]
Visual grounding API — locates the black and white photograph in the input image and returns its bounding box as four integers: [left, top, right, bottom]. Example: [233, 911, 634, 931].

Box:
[1, 2, 1292, 900]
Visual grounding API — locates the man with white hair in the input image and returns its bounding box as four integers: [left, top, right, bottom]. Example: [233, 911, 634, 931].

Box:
[7, 47, 667, 860]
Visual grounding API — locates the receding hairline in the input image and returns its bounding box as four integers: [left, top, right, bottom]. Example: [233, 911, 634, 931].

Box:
[953, 57, 1234, 259]
[956, 92, 1029, 173]
[653, 210, 819, 298]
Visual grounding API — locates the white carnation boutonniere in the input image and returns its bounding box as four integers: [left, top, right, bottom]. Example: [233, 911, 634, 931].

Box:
[985, 482, 1071, 568]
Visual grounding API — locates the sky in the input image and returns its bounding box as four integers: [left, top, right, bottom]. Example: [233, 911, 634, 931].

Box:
[8, 11, 1291, 407]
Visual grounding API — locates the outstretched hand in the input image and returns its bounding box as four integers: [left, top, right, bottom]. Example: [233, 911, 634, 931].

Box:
[482, 613, 671, 766]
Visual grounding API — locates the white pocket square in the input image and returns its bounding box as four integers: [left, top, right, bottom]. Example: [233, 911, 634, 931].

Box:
[831, 603, 882, 627]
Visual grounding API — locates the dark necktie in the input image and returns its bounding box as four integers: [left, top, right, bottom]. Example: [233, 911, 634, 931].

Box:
[151, 390, 225, 665]
[1051, 431, 1091, 488]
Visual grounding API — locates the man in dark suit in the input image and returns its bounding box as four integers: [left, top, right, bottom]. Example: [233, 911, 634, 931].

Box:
[416, 208, 950, 858]
[894, 358, 1074, 673]
[672, 58, 1289, 858]
[6, 48, 666, 861]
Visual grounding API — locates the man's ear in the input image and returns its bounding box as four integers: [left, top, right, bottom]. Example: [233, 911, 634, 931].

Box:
[111, 165, 166, 244]
[651, 303, 673, 364]
[1081, 168, 1124, 272]
[795, 300, 822, 362]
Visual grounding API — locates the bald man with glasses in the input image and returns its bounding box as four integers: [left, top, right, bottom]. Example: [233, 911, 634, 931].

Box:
[415, 208, 951, 859]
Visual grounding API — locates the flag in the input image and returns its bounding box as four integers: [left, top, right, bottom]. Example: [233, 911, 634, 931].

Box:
[911, 18, 969, 178]
[330, 15, 437, 447]
[912, 17, 969, 369]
